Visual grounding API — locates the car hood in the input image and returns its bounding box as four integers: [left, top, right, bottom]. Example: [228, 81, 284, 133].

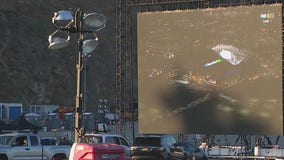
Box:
[0, 145, 11, 151]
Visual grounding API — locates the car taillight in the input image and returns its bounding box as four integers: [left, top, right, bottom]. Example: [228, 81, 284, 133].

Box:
[74, 144, 94, 160]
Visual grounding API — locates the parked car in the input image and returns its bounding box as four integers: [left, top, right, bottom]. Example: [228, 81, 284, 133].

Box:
[69, 143, 125, 160]
[84, 133, 131, 159]
[0, 133, 71, 160]
[170, 142, 207, 160]
[130, 134, 176, 160]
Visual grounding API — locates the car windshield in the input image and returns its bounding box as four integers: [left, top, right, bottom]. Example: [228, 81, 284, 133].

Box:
[0, 136, 13, 145]
[133, 137, 161, 147]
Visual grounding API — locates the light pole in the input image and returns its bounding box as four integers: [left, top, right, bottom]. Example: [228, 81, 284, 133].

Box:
[48, 8, 106, 143]
[83, 55, 87, 113]
[82, 53, 93, 130]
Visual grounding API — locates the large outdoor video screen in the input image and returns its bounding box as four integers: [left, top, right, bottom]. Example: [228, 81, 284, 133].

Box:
[137, 4, 283, 135]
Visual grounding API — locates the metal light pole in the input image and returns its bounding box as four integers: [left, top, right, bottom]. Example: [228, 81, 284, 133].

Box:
[81, 54, 87, 130]
[48, 8, 106, 143]
[74, 10, 84, 142]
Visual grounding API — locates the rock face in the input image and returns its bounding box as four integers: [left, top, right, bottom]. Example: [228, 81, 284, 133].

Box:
[0, 0, 117, 110]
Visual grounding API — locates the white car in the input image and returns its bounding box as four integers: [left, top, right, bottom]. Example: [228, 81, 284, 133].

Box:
[84, 133, 131, 159]
[0, 133, 71, 160]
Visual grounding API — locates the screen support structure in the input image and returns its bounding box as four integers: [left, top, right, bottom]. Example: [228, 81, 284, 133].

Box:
[116, 0, 284, 137]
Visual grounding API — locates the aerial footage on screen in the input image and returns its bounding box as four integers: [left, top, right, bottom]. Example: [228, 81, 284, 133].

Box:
[137, 4, 283, 135]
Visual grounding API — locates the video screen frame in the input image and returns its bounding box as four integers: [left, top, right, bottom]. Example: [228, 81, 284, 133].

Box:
[134, 2, 284, 135]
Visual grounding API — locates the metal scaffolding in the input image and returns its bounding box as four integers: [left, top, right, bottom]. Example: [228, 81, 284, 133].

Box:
[115, 0, 216, 136]
[115, 0, 128, 136]
[115, 0, 284, 137]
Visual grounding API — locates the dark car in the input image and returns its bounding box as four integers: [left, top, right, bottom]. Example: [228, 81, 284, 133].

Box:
[130, 134, 176, 160]
[170, 142, 207, 160]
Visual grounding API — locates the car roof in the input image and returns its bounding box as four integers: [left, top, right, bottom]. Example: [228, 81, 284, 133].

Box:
[41, 137, 57, 139]
[0, 133, 37, 137]
[135, 134, 169, 138]
[85, 133, 125, 138]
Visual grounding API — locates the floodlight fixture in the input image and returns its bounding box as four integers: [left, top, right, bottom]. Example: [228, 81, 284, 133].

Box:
[82, 33, 99, 55]
[48, 30, 70, 50]
[83, 13, 107, 31]
[52, 10, 74, 28]
[48, 36, 69, 50]
[83, 38, 98, 55]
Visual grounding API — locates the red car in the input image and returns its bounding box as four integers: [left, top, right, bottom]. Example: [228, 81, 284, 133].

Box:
[69, 143, 125, 160]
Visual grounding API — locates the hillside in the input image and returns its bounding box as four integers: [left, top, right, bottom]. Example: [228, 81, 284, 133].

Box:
[0, 0, 117, 110]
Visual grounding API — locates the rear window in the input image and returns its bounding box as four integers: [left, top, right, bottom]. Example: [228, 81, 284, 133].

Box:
[41, 138, 56, 145]
[133, 137, 161, 147]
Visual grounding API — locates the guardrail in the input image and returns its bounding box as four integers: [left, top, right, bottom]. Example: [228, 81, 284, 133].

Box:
[203, 146, 284, 159]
